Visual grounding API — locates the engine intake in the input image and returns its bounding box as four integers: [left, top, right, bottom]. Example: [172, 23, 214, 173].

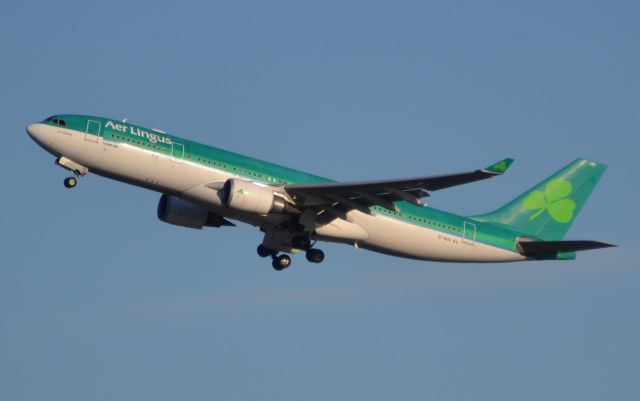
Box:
[157, 194, 234, 229]
[220, 179, 297, 215]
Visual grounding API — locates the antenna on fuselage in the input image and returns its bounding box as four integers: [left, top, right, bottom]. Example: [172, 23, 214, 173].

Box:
[122, 118, 128, 123]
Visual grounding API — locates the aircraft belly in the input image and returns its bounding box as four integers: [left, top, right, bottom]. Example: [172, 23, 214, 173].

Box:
[349, 212, 524, 263]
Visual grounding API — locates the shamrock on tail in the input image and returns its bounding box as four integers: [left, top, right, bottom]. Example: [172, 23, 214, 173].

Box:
[523, 179, 576, 223]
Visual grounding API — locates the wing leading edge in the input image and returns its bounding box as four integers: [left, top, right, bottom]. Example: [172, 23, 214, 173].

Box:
[285, 158, 514, 213]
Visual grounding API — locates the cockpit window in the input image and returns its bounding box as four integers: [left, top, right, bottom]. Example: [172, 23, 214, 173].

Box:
[47, 117, 66, 127]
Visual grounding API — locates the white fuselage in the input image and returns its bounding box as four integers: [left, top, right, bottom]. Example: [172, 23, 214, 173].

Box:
[27, 122, 525, 263]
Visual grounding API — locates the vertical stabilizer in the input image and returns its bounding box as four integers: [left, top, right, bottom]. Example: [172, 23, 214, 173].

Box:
[472, 159, 607, 240]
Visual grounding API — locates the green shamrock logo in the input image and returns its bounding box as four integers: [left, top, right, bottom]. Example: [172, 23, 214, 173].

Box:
[523, 179, 576, 223]
[493, 161, 508, 173]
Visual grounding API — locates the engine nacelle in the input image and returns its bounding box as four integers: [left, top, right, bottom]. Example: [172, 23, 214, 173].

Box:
[157, 194, 232, 229]
[220, 179, 294, 215]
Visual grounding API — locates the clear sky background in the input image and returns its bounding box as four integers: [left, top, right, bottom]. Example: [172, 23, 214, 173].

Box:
[1, 1, 638, 400]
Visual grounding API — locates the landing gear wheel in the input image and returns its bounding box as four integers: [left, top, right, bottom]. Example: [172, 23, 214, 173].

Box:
[64, 177, 77, 188]
[272, 254, 292, 271]
[257, 244, 274, 258]
[292, 235, 311, 250]
[306, 249, 325, 264]
[272, 259, 283, 271]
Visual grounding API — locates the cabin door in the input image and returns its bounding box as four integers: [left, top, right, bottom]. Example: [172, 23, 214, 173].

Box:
[463, 221, 476, 245]
[171, 142, 184, 165]
[85, 120, 101, 142]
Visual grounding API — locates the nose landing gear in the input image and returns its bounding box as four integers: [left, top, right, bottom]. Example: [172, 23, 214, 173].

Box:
[56, 157, 88, 189]
[63, 176, 78, 188]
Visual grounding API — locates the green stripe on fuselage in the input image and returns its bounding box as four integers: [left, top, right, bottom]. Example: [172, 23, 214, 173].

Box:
[45, 114, 522, 253]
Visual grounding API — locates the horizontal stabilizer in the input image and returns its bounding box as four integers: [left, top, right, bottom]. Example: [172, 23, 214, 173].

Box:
[518, 240, 615, 258]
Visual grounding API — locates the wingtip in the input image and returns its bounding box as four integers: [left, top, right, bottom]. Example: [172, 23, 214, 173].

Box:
[483, 158, 515, 175]
[575, 158, 609, 171]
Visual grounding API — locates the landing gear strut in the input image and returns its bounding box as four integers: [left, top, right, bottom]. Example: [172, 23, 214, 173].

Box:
[56, 157, 88, 189]
[291, 235, 311, 250]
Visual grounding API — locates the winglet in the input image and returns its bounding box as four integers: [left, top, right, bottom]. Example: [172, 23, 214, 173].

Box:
[482, 158, 514, 175]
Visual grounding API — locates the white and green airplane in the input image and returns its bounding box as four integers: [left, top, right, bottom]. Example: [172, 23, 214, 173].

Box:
[27, 115, 613, 270]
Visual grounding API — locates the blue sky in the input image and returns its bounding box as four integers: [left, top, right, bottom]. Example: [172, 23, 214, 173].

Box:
[1, 1, 638, 400]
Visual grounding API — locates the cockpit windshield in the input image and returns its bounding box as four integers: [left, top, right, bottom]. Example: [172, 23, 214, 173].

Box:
[45, 116, 66, 127]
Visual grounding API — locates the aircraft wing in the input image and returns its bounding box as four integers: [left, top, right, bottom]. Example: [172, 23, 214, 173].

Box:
[285, 158, 514, 214]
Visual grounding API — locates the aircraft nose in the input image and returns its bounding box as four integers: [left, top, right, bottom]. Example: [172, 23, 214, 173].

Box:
[26, 123, 40, 140]
[26, 123, 48, 145]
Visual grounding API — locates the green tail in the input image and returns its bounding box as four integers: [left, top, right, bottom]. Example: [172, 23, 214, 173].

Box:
[472, 159, 607, 240]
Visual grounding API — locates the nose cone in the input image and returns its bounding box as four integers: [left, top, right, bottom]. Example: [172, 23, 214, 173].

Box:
[26, 122, 63, 157]
[26, 123, 37, 139]
[26, 123, 50, 149]
[26, 122, 49, 143]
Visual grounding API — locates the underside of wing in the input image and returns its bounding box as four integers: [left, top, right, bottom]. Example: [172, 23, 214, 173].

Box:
[285, 158, 514, 215]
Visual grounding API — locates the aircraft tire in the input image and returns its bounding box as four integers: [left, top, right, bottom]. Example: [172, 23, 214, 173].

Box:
[257, 244, 273, 258]
[272, 254, 291, 271]
[306, 249, 325, 263]
[64, 177, 77, 188]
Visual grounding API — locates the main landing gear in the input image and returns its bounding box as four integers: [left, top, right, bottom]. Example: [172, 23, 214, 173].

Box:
[305, 248, 325, 263]
[272, 254, 292, 271]
[257, 242, 325, 271]
[257, 245, 292, 271]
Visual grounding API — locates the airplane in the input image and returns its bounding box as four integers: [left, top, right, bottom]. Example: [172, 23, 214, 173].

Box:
[26, 115, 614, 270]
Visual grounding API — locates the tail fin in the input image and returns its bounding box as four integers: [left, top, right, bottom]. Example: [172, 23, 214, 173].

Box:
[472, 159, 607, 240]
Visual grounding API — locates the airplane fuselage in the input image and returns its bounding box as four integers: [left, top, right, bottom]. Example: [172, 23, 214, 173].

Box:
[27, 115, 530, 265]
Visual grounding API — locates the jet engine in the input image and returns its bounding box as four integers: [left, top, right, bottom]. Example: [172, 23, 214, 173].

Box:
[157, 194, 234, 229]
[220, 179, 297, 215]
